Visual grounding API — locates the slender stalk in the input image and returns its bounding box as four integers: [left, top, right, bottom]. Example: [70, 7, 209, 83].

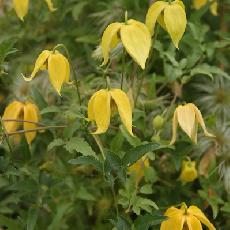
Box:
[7, 125, 66, 136]
[2, 119, 45, 126]
[120, 49, 126, 90]
[92, 134, 105, 160]
[110, 182, 119, 217]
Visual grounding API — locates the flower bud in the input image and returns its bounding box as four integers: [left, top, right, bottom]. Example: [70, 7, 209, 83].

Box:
[152, 115, 164, 130]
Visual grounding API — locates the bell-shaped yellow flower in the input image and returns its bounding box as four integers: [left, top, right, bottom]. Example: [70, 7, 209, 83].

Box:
[180, 160, 198, 183]
[88, 88, 133, 135]
[146, 0, 187, 48]
[23, 50, 70, 95]
[161, 203, 216, 230]
[2, 101, 40, 145]
[101, 19, 151, 69]
[13, 0, 29, 21]
[170, 103, 214, 145]
[13, 0, 56, 20]
[193, 0, 217, 16]
[128, 156, 149, 184]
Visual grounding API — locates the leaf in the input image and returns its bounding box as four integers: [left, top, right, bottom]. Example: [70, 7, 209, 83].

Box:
[120, 125, 141, 147]
[140, 184, 153, 194]
[0, 39, 17, 64]
[0, 214, 23, 230]
[132, 197, 158, 215]
[110, 215, 131, 230]
[134, 214, 167, 230]
[27, 207, 39, 230]
[40, 106, 60, 115]
[76, 187, 96, 201]
[68, 156, 102, 172]
[47, 138, 65, 151]
[64, 137, 97, 158]
[122, 142, 172, 166]
[190, 64, 213, 79]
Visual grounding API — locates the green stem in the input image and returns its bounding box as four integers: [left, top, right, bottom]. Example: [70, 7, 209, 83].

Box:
[121, 49, 126, 90]
[1, 118, 13, 158]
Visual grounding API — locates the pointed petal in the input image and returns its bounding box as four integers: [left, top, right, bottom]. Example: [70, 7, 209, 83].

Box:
[210, 1, 218, 16]
[192, 0, 207, 10]
[2, 101, 24, 133]
[191, 103, 215, 138]
[170, 109, 178, 145]
[13, 0, 29, 21]
[93, 89, 111, 134]
[88, 93, 97, 121]
[23, 102, 40, 145]
[44, 0, 57, 12]
[188, 206, 216, 230]
[165, 207, 183, 217]
[187, 215, 202, 230]
[145, 1, 167, 35]
[110, 89, 133, 135]
[23, 50, 51, 82]
[160, 214, 185, 230]
[120, 19, 151, 69]
[164, 2, 187, 48]
[48, 53, 67, 95]
[157, 13, 167, 31]
[62, 55, 70, 83]
[101, 23, 122, 66]
[176, 104, 196, 142]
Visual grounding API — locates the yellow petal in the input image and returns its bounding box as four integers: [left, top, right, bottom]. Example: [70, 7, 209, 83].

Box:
[160, 213, 185, 230]
[210, 1, 218, 16]
[180, 160, 198, 183]
[2, 101, 24, 133]
[88, 93, 97, 121]
[48, 53, 68, 95]
[92, 89, 111, 134]
[101, 23, 122, 66]
[157, 13, 167, 31]
[188, 206, 216, 230]
[23, 50, 51, 82]
[193, 0, 207, 10]
[62, 55, 70, 83]
[145, 1, 168, 35]
[191, 103, 215, 138]
[164, 1, 187, 48]
[110, 88, 133, 135]
[23, 102, 40, 145]
[13, 0, 29, 21]
[120, 19, 151, 69]
[186, 215, 202, 230]
[170, 109, 178, 145]
[44, 0, 56, 12]
[176, 104, 196, 142]
[165, 207, 183, 217]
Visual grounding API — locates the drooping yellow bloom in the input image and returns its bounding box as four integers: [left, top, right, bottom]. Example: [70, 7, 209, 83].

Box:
[146, 0, 187, 48]
[180, 160, 198, 183]
[128, 156, 149, 184]
[23, 50, 70, 95]
[101, 19, 151, 69]
[170, 103, 214, 145]
[88, 89, 133, 135]
[161, 203, 216, 230]
[13, 0, 56, 20]
[13, 0, 29, 21]
[2, 101, 40, 145]
[193, 0, 217, 16]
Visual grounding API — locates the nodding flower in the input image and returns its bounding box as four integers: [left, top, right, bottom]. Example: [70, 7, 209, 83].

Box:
[180, 160, 198, 184]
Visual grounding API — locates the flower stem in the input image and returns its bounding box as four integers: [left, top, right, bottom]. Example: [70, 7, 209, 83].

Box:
[1, 118, 13, 157]
[121, 49, 126, 90]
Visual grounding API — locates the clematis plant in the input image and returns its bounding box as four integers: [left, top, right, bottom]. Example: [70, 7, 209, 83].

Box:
[2, 101, 40, 145]
[13, 0, 56, 21]
[145, 0, 187, 48]
[180, 160, 198, 183]
[88, 88, 133, 135]
[170, 103, 215, 145]
[23, 49, 70, 95]
[101, 19, 151, 69]
[161, 203, 216, 230]
[193, 0, 217, 16]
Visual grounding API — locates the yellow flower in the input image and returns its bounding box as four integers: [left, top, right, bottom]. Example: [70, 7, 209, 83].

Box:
[13, 0, 56, 21]
[101, 19, 151, 69]
[128, 156, 149, 184]
[161, 203, 216, 230]
[13, 0, 29, 21]
[180, 160, 198, 183]
[88, 88, 133, 135]
[170, 103, 214, 145]
[2, 101, 40, 145]
[193, 0, 217, 16]
[146, 0, 187, 48]
[23, 50, 70, 95]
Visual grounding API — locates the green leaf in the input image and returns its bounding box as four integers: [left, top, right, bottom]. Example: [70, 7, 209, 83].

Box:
[140, 184, 153, 194]
[120, 125, 141, 147]
[64, 137, 97, 158]
[122, 143, 172, 166]
[0, 39, 17, 64]
[40, 106, 60, 115]
[0, 214, 22, 230]
[134, 214, 167, 230]
[110, 215, 132, 230]
[68, 156, 102, 172]
[76, 187, 96, 201]
[47, 138, 65, 151]
[27, 207, 39, 230]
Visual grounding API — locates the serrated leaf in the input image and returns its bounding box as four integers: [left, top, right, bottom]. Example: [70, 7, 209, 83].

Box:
[134, 214, 167, 230]
[68, 156, 102, 172]
[140, 184, 152, 194]
[47, 139, 65, 151]
[122, 143, 172, 166]
[64, 137, 97, 158]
